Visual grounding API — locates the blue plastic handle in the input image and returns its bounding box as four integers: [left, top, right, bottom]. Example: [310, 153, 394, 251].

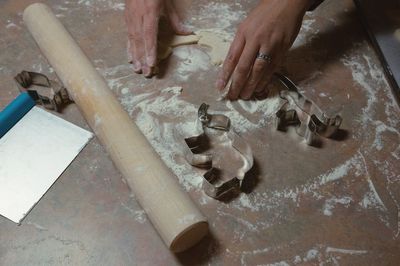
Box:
[0, 92, 35, 138]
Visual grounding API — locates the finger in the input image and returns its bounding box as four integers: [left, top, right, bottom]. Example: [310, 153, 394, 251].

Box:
[227, 43, 259, 100]
[133, 14, 147, 75]
[125, 8, 141, 73]
[128, 35, 141, 73]
[165, 1, 192, 35]
[142, 1, 162, 77]
[143, 7, 160, 69]
[254, 44, 282, 98]
[215, 32, 245, 91]
[254, 61, 277, 97]
[239, 48, 271, 100]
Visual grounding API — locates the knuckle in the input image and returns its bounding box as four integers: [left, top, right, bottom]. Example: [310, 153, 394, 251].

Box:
[128, 33, 138, 42]
[131, 33, 141, 42]
[143, 24, 154, 36]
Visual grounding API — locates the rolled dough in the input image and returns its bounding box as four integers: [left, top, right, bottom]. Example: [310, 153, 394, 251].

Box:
[158, 30, 231, 66]
[196, 30, 231, 66]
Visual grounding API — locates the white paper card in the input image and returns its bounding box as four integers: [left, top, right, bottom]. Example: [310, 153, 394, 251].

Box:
[0, 107, 93, 223]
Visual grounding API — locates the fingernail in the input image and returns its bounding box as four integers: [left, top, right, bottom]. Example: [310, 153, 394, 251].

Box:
[240, 93, 251, 100]
[146, 55, 156, 67]
[143, 66, 152, 78]
[133, 61, 141, 72]
[216, 79, 225, 90]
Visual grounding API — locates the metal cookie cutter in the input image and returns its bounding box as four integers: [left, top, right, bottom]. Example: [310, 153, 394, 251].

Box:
[274, 73, 342, 145]
[14, 71, 73, 112]
[180, 103, 254, 199]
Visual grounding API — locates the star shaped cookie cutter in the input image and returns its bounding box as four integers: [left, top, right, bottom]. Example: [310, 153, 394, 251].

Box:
[179, 103, 254, 199]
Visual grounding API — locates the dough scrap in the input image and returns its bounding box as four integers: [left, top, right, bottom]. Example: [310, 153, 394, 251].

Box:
[170, 35, 201, 47]
[158, 34, 201, 60]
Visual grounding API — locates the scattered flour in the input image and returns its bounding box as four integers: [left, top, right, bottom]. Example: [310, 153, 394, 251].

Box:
[224, 97, 282, 133]
[325, 247, 367, 255]
[288, 245, 367, 265]
[358, 151, 388, 212]
[293, 255, 302, 264]
[230, 151, 390, 229]
[127, 84, 284, 191]
[162, 86, 183, 94]
[77, 0, 124, 11]
[371, 120, 399, 151]
[291, 18, 317, 49]
[323, 196, 352, 216]
[341, 45, 400, 146]
[342, 52, 379, 124]
[267, 262, 290, 266]
[5, 22, 19, 29]
[317, 156, 358, 185]
[121, 88, 129, 95]
[131, 88, 202, 190]
[26, 221, 48, 231]
[340, 43, 400, 234]
[86, 6, 399, 253]
[304, 248, 319, 261]
[173, 46, 210, 81]
[93, 113, 102, 129]
[240, 244, 367, 265]
[194, 2, 245, 33]
[120, 202, 147, 223]
[360, 191, 385, 211]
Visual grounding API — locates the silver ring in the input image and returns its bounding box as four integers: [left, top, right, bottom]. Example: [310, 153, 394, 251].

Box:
[256, 52, 272, 63]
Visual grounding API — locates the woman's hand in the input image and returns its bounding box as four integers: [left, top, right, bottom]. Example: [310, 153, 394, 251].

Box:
[125, 0, 191, 77]
[216, 0, 312, 100]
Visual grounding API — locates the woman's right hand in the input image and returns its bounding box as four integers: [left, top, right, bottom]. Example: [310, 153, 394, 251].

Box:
[125, 0, 191, 77]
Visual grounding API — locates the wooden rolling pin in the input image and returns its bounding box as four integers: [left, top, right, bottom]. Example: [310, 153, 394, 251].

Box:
[23, 3, 208, 252]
